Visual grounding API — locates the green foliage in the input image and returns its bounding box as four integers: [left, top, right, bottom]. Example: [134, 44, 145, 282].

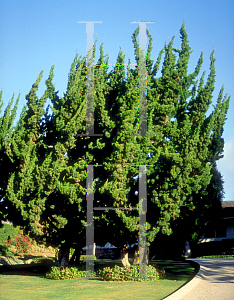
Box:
[45, 263, 166, 281]
[0, 91, 21, 221]
[100, 264, 166, 281]
[0, 223, 22, 245]
[149, 164, 225, 260]
[1, 21, 230, 263]
[69, 247, 75, 258]
[0, 244, 15, 256]
[80, 254, 96, 261]
[45, 266, 87, 280]
[32, 257, 55, 263]
[197, 255, 234, 258]
[55, 248, 59, 261]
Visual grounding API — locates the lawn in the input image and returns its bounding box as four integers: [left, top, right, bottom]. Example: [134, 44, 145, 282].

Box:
[0, 259, 198, 300]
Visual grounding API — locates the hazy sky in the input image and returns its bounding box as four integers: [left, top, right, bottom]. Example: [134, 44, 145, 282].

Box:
[0, 0, 233, 201]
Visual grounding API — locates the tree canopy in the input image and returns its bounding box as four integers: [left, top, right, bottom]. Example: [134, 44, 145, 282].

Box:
[0, 21, 230, 266]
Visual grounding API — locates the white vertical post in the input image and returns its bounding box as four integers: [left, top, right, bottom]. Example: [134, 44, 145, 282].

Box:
[86, 164, 94, 277]
[138, 165, 147, 278]
[77, 21, 103, 137]
[77, 21, 156, 280]
[130, 21, 155, 137]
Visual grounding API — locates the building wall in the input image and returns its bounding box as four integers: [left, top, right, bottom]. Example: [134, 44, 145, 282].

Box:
[198, 224, 234, 243]
[227, 225, 234, 239]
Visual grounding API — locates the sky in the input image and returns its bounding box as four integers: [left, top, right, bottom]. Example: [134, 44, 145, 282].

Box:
[0, 0, 233, 201]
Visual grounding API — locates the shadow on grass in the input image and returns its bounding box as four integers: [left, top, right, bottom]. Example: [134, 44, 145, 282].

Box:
[0, 258, 197, 283]
[0, 262, 57, 278]
[152, 260, 198, 281]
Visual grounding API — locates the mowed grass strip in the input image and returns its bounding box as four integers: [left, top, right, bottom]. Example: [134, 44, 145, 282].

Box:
[0, 259, 196, 300]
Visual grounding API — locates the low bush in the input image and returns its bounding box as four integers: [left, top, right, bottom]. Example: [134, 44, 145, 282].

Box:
[100, 263, 166, 281]
[46, 266, 87, 280]
[45, 263, 166, 281]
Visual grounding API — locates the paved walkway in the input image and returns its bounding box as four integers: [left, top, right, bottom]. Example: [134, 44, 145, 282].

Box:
[164, 258, 234, 300]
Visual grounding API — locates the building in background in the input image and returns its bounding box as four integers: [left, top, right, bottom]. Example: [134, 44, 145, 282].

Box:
[198, 201, 234, 243]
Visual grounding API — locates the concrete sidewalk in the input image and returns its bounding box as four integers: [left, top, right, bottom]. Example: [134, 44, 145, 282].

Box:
[164, 258, 234, 300]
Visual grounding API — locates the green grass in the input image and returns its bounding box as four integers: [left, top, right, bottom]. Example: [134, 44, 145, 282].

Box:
[0, 259, 197, 300]
[195, 254, 234, 258]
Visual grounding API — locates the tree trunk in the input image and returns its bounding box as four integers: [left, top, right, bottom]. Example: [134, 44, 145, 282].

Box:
[121, 250, 131, 267]
[58, 244, 70, 267]
[133, 248, 139, 264]
[121, 244, 130, 267]
[184, 241, 192, 258]
[138, 245, 149, 265]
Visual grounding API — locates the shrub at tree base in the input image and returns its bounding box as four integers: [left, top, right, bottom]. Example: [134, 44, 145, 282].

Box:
[46, 266, 87, 280]
[45, 263, 166, 281]
[101, 264, 166, 281]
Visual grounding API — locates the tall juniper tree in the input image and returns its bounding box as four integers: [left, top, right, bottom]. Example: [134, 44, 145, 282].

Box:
[3, 21, 230, 268]
[96, 21, 230, 263]
[0, 91, 20, 224]
[3, 72, 50, 233]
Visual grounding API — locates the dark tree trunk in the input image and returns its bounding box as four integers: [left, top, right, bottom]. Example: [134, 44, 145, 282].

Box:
[133, 248, 138, 264]
[132, 244, 139, 264]
[70, 246, 82, 264]
[58, 244, 70, 267]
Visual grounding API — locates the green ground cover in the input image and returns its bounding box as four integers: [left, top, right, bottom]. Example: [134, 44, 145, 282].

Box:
[0, 259, 197, 300]
[195, 254, 234, 258]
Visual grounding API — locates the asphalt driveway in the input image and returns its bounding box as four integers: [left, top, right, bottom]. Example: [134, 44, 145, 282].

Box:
[164, 258, 234, 300]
